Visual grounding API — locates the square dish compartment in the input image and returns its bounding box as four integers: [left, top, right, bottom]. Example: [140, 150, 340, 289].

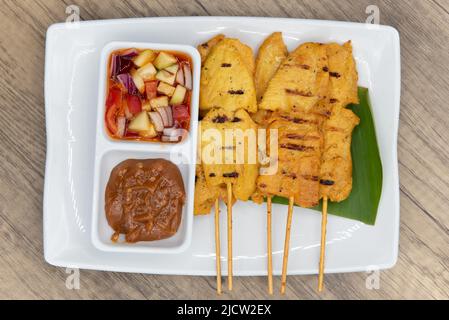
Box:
[97, 41, 200, 148]
[91, 149, 194, 253]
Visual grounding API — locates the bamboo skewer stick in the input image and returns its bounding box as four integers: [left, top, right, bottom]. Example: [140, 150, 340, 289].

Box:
[214, 199, 222, 295]
[280, 196, 294, 295]
[318, 196, 328, 292]
[267, 196, 273, 295]
[226, 182, 233, 291]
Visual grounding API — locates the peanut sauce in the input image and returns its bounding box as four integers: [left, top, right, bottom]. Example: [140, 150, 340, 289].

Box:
[105, 159, 185, 243]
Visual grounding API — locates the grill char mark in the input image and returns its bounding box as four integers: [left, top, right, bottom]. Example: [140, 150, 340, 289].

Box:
[285, 134, 320, 141]
[320, 179, 335, 186]
[285, 89, 313, 97]
[330, 72, 341, 78]
[280, 143, 315, 152]
[279, 115, 318, 125]
[212, 115, 228, 123]
[223, 172, 239, 178]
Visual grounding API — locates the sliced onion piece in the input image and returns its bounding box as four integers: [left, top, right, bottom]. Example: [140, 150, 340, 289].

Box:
[148, 112, 164, 132]
[116, 116, 126, 138]
[163, 127, 186, 142]
[156, 107, 169, 127]
[124, 104, 133, 120]
[111, 55, 133, 80]
[163, 127, 178, 136]
[121, 48, 139, 59]
[182, 62, 192, 90]
[164, 106, 173, 127]
[117, 73, 138, 95]
[175, 64, 184, 86]
[161, 135, 181, 143]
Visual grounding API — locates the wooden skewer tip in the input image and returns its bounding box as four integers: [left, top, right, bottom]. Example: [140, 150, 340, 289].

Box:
[226, 183, 233, 291]
[215, 199, 222, 295]
[280, 196, 294, 295]
[267, 196, 273, 295]
[318, 196, 328, 293]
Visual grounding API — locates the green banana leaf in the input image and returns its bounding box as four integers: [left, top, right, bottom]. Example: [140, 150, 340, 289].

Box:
[271, 87, 383, 225]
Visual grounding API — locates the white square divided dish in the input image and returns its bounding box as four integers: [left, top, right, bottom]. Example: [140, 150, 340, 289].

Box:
[91, 41, 201, 253]
[44, 17, 400, 275]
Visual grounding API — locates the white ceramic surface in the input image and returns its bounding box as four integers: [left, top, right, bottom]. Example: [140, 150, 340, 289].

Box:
[44, 17, 400, 275]
[91, 41, 200, 254]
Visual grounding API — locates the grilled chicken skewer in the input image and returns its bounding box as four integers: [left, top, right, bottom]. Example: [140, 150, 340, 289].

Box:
[200, 108, 258, 291]
[257, 42, 330, 294]
[317, 41, 360, 291]
[254, 32, 288, 294]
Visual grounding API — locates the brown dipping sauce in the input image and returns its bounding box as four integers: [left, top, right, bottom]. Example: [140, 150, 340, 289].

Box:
[105, 159, 186, 243]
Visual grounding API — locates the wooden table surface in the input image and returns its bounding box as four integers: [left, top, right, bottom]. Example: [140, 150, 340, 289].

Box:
[1, 0, 448, 300]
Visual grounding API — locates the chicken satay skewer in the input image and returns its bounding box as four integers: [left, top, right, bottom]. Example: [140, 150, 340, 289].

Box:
[267, 195, 273, 295]
[280, 196, 294, 295]
[318, 196, 328, 292]
[226, 182, 233, 291]
[214, 199, 222, 294]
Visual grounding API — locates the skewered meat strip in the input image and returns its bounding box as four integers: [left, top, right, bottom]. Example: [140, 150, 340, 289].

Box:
[259, 42, 329, 115]
[194, 164, 235, 215]
[256, 43, 329, 207]
[257, 111, 323, 207]
[320, 108, 359, 202]
[319, 41, 360, 202]
[200, 108, 259, 201]
[325, 41, 359, 110]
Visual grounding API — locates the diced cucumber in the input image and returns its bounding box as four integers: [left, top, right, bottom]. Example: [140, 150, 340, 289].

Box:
[131, 69, 145, 94]
[133, 50, 157, 67]
[170, 85, 187, 105]
[156, 69, 176, 85]
[157, 82, 176, 97]
[149, 96, 169, 109]
[128, 111, 152, 132]
[137, 62, 157, 81]
[154, 52, 177, 70]
[165, 63, 179, 74]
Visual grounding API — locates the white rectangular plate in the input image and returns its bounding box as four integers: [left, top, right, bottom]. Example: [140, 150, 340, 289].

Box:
[44, 17, 400, 275]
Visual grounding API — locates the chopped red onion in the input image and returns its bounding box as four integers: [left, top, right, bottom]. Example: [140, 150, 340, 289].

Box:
[120, 48, 139, 59]
[148, 112, 164, 132]
[117, 73, 138, 95]
[156, 107, 169, 127]
[116, 116, 126, 138]
[111, 55, 134, 80]
[175, 64, 185, 86]
[164, 106, 173, 127]
[182, 62, 192, 90]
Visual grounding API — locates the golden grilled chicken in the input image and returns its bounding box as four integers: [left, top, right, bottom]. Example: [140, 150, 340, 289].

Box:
[257, 111, 323, 207]
[194, 164, 235, 215]
[200, 108, 259, 201]
[319, 41, 360, 202]
[255, 32, 288, 101]
[256, 42, 330, 208]
[319, 108, 359, 202]
[259, 42, 329, 114]
[224, 38, 256, 74]
[325, 41, 359, 110]
[198, 34, 225, 64]
[194, 164, 220, 215]
[200, 39, 257, 113]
